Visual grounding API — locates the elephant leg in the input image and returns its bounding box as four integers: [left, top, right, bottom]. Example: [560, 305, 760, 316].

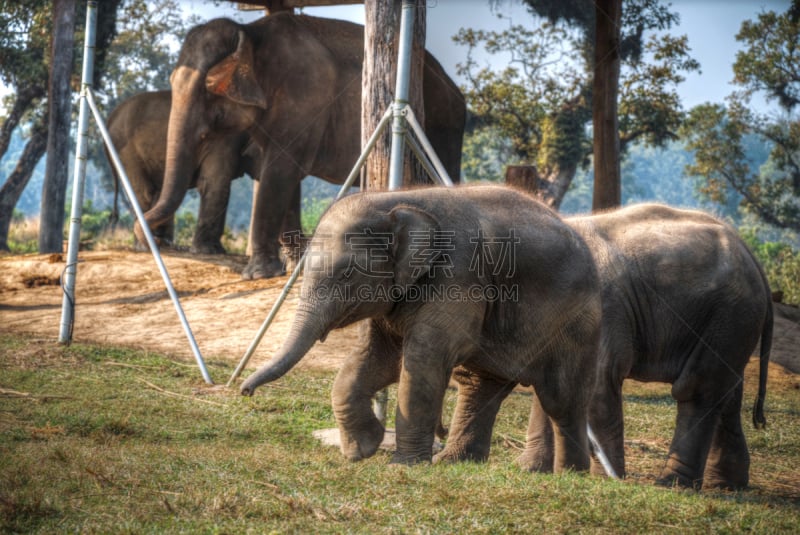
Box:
[703, 383, 750, 490]
[331, 320, 402, 461]
[531, 361, 592, 473]
[392, 326, 454, 465]
[659, 334, 752, 489]
[192, 174, 232, 254]
[434, 366, 515, 464]
[243, 154, 301, 279]
[278, 183, 305, 270]
[551, 412, 591, 473]
[125, 166, 167, 250]
[587, 379, 626, 478]
[516, 391, 555, 473]
[656, 399, 721, 489]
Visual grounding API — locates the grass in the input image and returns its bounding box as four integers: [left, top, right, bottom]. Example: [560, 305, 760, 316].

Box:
[1, 334, 798, 533]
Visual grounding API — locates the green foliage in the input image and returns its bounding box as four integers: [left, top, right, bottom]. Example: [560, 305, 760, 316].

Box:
[301, 196, 334, 236]
[460, 125, 519, 182]
[618, 34, 700, 149]
[455, 6, 697, 205]
[681, 4, 800, 233]
[5, 210, 37, 254]
[454, 22, 585, 169]
[174, 210, 197, 249]
[741, 228, 800, 305]
[100, 0, 191, 109]
[0, 334, 798, 532]
[682, 101, 800, 232]
[0, 0, 50, 90]
[78, 200, 112, 238]
[734, 8, 800, 110]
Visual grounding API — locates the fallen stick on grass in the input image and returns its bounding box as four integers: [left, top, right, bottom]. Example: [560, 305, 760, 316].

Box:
[135, 378, 225, 407]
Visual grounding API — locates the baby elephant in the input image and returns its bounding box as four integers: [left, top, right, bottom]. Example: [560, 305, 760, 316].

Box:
[439, 203, 772, 490]
[241, 185, 602, 472]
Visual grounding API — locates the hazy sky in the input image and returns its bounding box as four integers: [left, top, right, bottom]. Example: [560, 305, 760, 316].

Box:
[184, 0, 790, 113]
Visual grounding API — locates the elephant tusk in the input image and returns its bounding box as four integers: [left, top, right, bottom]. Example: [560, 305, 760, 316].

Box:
[587, 424, 619, 479]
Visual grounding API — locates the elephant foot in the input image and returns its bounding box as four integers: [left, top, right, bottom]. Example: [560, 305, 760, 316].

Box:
[134, 236, 169, 252]
[515, 448, 554, 473]
[656, 459, 703, 490]
[191, 241, 226, 255]
[656, 473, 703, 490]
[702, 466, 749, 490]
[339, 419, 385, 461]
[433, 444, 487, 464]
[390, 452, 432, 466]
[241, 255, 285, 280]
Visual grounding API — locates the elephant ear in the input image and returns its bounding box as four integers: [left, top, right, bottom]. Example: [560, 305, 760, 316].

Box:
[205, 31, 267, 109]
[389, 205, 441, 288]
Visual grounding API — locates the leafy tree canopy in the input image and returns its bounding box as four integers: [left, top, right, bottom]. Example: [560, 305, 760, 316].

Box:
[681, 2, 800, 233]
[456, 2, 698, 208]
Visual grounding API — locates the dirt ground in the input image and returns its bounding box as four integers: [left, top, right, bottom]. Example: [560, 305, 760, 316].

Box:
[0, 249, 357, 382]
[1, 249, 799, 385]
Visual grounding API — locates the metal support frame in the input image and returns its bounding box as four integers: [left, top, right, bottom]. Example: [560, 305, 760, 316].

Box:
[58, 1, 213, 384]
[227, 102, 455, 385]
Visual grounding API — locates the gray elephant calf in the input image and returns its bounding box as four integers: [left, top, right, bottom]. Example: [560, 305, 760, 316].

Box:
[438, 203, 772, 490]
[241, 185, 602, 472]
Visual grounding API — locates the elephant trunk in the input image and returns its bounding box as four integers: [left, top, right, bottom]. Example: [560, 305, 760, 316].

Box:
[240, 308, 326, 396]
[134, 98, 196, 245]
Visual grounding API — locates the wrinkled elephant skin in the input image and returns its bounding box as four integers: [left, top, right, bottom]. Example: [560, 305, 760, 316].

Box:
[441, 203, 772, 490]
[240, 185, 602, 472]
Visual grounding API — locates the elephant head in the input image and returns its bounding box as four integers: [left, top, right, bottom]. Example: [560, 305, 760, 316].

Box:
[240, 195, 443, 396]
[134, 19, 266, 245]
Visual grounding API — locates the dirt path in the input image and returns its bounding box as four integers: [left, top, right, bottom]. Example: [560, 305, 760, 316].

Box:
[0, 250, 357, 382]
[1, 249, 799, 383]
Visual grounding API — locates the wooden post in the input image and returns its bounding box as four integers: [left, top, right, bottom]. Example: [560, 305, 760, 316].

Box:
[39, 0, 76, 253]
[591, 0, 622, 211]
[361, 0, 426, 191]
[262, 0, 293, 14]
[504, 165, 539, 195]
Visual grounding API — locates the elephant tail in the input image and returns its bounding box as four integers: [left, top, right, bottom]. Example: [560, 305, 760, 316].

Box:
[752, 296, 773, 430]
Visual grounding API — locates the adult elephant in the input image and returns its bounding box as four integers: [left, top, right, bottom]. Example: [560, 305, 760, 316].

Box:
[436, 203, 772, 490]
[240, 185, 602, 471]
[135, 13, 466, 279]
[108, 90, 301, 254]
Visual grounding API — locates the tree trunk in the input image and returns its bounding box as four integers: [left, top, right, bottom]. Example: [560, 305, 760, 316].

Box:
[361, 0, 426, 191]
[591, 0, 622, 212]
[505, 163, 577, 210]
[0, 86, 46, 161]
[0, 123, 48, 251]
[505, 165, 539, 194]
[39, 0, 76, 253]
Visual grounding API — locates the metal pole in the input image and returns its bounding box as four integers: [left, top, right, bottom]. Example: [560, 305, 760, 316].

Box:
[59, 0, 97, 344]
[404, 107, 454, 187]
[84, 89, 214, 385]
[374, 0, 418, 423]
[227, 107, 394, 386]
[386, 0, 416, 190]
